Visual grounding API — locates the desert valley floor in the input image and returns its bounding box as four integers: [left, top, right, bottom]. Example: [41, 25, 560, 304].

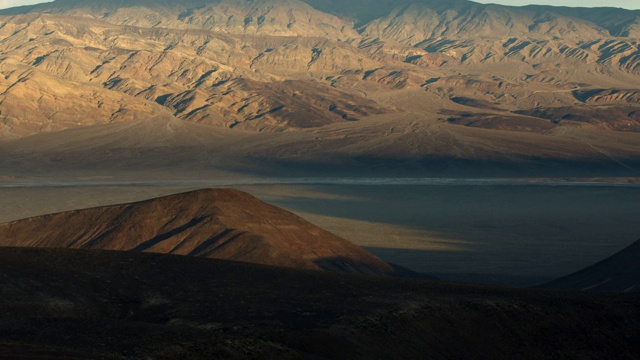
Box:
[1, 178, 638, 286]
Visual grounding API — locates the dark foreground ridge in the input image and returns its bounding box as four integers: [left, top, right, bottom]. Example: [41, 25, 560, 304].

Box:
[0, 188, 396, 275]
[0, 247, 639, 359]
[543, 239, 640, 292]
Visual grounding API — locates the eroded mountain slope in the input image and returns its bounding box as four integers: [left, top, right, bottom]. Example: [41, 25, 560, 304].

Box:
[0, 0, 639, 160]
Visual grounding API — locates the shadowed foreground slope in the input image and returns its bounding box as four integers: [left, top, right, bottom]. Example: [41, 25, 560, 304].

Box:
[0, 188, 394, 275]
[544, 239, 640, 292]
[0, 247, 639, 359]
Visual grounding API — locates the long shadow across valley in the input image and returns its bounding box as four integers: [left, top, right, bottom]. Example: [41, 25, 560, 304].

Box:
[246, 183, 640, 285]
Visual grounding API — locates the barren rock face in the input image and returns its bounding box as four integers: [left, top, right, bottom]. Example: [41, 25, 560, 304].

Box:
[0, 0, 639, 139]
[0, 188, 396, 275]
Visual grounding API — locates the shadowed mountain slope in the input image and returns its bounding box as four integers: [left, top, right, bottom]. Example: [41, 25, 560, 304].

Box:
[0, 188, 395, 275]
[0, 247, 639, 359]
[544, 239, 640, 292]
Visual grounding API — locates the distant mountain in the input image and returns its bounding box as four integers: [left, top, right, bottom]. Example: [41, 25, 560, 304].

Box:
[17, 0, 358, 38]
[533, 6, 640, 38]
[0, 0, 639, 168]
[0, 188, 396, 275]
[8, 0, 637, 45]
[543, 239, 640, 292]
[0, 6, 392, 136]
[304, 0, 640, 37]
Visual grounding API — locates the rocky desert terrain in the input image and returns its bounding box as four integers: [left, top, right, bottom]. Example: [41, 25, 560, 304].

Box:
[0, 0, 638, 179]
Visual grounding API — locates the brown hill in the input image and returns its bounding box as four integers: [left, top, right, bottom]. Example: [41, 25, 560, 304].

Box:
[543, 239, 640, 292]
[0, 188, 396, 275]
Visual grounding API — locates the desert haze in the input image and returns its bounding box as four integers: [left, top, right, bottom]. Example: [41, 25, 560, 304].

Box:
[1, 0, 640, 359]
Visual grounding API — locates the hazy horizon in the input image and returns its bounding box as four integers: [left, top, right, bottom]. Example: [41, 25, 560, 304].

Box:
[0, 0, 49, 10]
[474, 0, 639, 9]
[1, 0, 639, 10]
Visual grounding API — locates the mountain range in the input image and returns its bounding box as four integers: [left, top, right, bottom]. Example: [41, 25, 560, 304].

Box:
[0, 0, 639, 138]
[0, 0, 639, 178]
